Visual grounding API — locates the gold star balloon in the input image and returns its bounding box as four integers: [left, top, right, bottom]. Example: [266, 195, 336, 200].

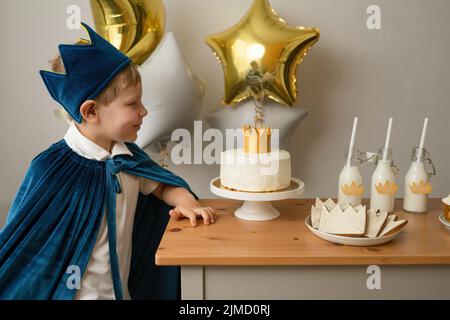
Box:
[205, 0, 319, 106]
[90, 0, 165, 65]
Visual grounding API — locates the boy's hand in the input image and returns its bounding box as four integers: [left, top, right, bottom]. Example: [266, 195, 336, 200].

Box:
[169, 200, 216, 227]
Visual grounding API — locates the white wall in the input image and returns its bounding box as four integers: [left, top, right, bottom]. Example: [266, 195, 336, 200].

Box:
[1, 0, 449, 226]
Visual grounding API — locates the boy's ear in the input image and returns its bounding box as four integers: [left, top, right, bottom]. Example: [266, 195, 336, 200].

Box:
[79, 100, 99, 123]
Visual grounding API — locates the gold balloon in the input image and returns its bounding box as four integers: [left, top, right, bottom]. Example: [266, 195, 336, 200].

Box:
[90, 0, 165, 65]
[205, 0, 319, 106]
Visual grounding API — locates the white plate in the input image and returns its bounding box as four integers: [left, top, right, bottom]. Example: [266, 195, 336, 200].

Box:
[305, 215, 403, 247]
[439, 214, 450, 230]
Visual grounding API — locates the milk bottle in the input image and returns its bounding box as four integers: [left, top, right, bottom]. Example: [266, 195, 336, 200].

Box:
[338, 149, 364, 207]
[370, 148, 398, 213]
[403, 147, 435, 213]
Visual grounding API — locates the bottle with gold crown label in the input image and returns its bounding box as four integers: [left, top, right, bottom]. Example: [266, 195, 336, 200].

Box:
[403, 147, 435, 213]
[370, 147, 398, 213]
[338, 149, 365, 207]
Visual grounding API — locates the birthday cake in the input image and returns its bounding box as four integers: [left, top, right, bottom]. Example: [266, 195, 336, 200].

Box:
[220, 125, 291, 192]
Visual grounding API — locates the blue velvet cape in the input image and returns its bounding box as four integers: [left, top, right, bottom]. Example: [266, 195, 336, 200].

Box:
[0, 139, 196, 300]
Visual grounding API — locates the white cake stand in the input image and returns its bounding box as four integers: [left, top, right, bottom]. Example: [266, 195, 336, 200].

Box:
[210, 177, 304, 221]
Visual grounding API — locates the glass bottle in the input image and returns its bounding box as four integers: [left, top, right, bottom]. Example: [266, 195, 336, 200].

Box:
[403, 148, 435, 213]
[338, 149, 364, 207]
[370, 147, 398, 213]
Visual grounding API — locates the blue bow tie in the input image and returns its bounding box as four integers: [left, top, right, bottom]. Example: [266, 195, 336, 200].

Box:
[105, 158, 124, 194]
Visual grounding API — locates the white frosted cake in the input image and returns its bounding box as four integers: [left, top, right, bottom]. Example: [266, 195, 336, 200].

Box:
[220, 148, 291, 192]
[219, 125, 292, 192]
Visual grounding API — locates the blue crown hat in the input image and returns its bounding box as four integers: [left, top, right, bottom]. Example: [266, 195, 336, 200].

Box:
[39, 22, 132, 123]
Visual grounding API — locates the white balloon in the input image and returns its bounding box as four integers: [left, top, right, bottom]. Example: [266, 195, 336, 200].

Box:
[135, 32, 204, 151]
[203, 100, 308, 150]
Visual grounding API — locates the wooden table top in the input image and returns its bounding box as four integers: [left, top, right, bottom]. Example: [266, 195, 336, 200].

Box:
[156, 198, 450, 266]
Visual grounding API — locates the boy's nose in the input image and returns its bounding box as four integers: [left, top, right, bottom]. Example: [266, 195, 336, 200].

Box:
[140, 104, 148, 117]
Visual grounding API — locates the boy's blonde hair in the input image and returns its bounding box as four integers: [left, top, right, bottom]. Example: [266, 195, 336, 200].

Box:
[50, 40, 141, 122]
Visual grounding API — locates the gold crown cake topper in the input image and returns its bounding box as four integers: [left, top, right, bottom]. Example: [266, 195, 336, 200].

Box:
[242, 124, 272, 153]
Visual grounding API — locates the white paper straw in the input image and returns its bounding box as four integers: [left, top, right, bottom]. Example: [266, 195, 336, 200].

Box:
[416, 118, 429, 163]
[383, 118, 393, 161]
[346, 117, 358, 167]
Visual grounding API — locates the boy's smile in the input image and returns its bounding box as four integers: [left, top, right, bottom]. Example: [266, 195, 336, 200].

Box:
[99, 82, 148, 142]
[77, 81, 148, 153]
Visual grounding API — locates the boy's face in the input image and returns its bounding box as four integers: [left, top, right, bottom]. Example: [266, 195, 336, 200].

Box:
[97, 82, 148, 142]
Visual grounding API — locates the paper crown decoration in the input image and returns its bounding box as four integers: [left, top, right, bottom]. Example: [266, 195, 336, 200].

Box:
[39, 22, 131, 123]
[311, 198, 408, 238]
[375, 181, 399, 195]
[242, 125, 272, 153]
[311, 198, 366, 236]
[409, 180, 433, 194]
[341, 181, 364, 196]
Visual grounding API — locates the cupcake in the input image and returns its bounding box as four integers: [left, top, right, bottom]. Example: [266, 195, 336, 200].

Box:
[442, 194, 450, 222]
